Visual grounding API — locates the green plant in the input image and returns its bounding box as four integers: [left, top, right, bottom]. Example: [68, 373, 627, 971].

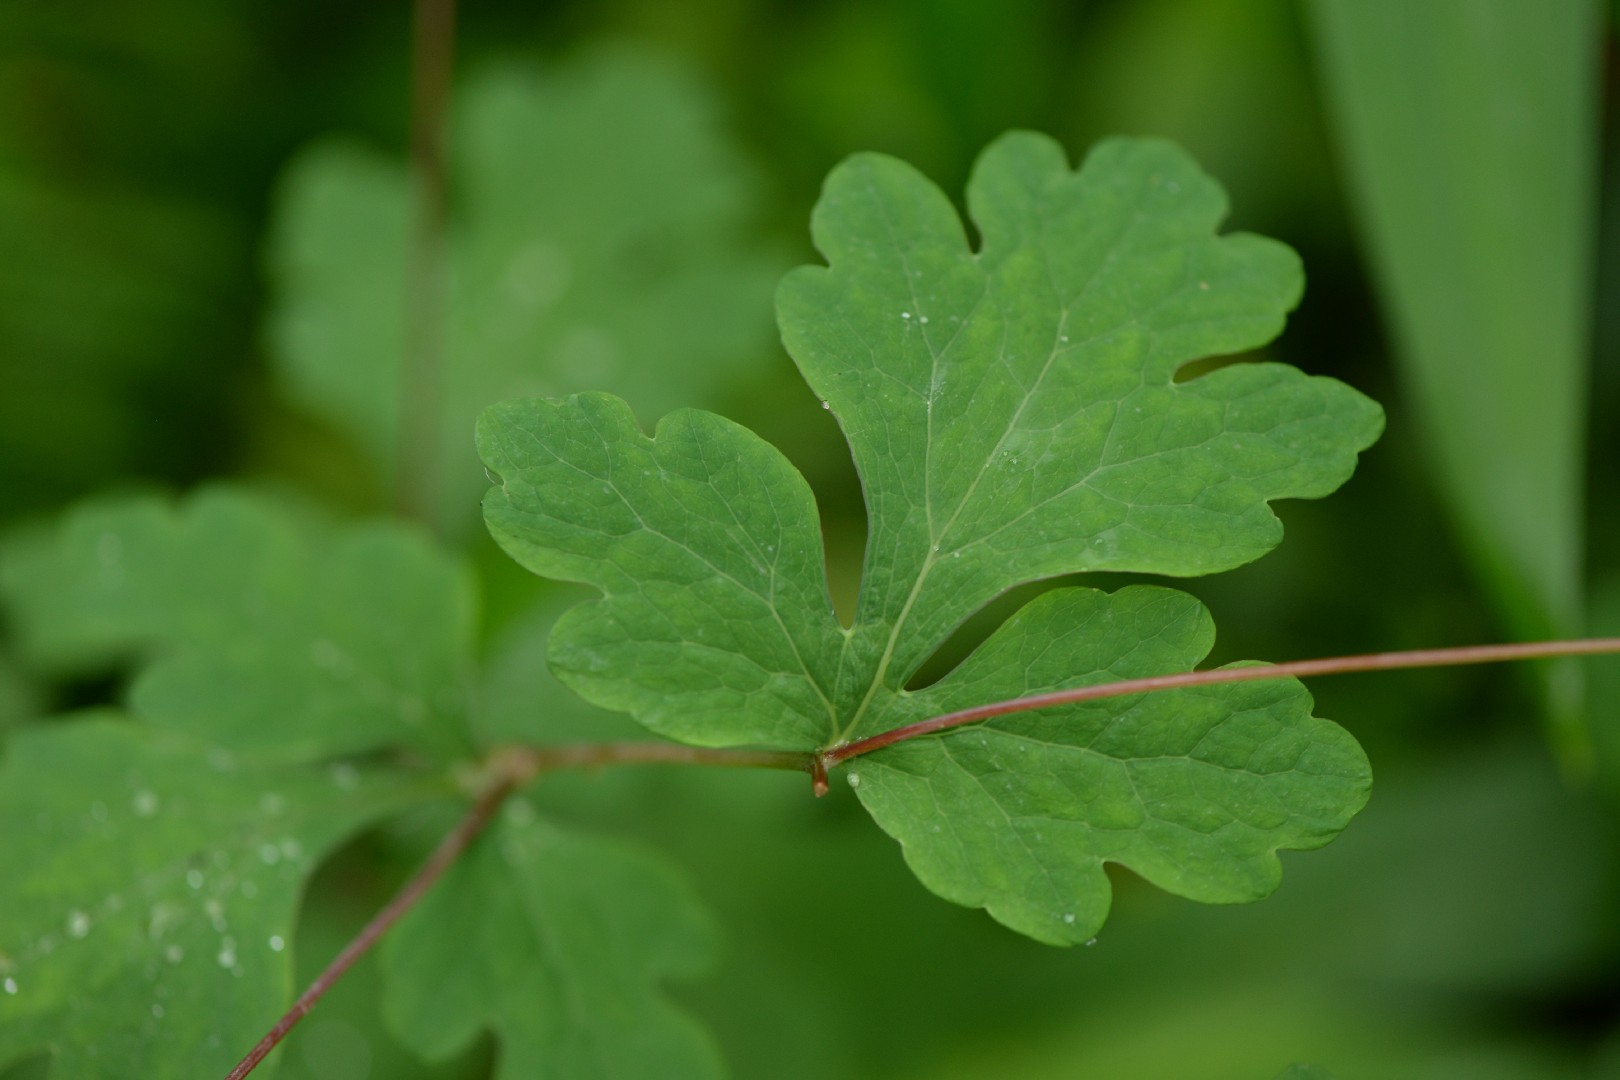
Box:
[1, 29, 1614, 1080]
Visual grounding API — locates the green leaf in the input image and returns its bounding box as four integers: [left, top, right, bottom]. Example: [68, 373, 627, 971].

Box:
[382, 800, 722, 1080]
[0, 488, 475, 762]
[0, 486, 737, 1073]
[268, 46, 781, 533]
[1307, 0, 1601, 756]
[482, 132, 1381, 940]
[481, 395, 846, 749]
[1276, 1066, 1337, 1080]
[848, 586, 1369, 944]
[0, 718, 424, 1078]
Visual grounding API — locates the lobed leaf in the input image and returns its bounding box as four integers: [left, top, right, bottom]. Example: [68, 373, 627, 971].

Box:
[382, 801, 723, 1080]
[845, 586, 1369, 944]
[481, 394, 844, 749]
[483, 132, 1383, 941]
[0, 487, 737, 1071]
[0, 488, 476, 762]
[779, 132, 1382, 701]
[0, 718, 424, 1078]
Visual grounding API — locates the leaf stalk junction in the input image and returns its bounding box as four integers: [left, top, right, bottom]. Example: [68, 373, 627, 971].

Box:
[228, 635, 1620, 1077]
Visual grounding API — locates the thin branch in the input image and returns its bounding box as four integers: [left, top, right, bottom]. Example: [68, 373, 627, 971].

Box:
[507, 741, 817, 780]
[224, 767, 513, 1080]
[395, 0, 457, 524]
[224, 740, 814, 1078]
[820, 637, 1620, 767]
[228, 635, 1620, 1074]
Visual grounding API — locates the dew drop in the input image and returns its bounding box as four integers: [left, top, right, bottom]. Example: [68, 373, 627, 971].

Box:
[901, 311, 912, 320]
[152, 1003, 165, 1019]
[217, 938, 237, 969]
[132, 790, 160, 818]
[3, 978, 16, 995]
[1060, 335, 1069, 343]
[268, 935, 285, 953]
[1061, 912, 1076, 925]
[1198, 281, 1210, 291]
[1085, 937, 1099, 947]
[847, 772, 861, 790]
[820, 400, 831, 410]
[279, 838, 304, 862]
[919, 315, 929, 325]
[66, 910, 91, 939]
[259, 844, 280, 865]
[165, 945, 184, 964]
[186, 870, 204, 890]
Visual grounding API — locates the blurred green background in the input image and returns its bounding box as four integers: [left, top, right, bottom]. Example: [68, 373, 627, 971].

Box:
[2, 0, 1619, 1076]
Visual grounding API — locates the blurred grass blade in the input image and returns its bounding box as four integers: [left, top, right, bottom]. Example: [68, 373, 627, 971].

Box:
[1307, 0, 1603, 764]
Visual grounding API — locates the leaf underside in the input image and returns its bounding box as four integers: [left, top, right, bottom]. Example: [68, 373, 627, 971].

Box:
[481, 131, 1382, 941]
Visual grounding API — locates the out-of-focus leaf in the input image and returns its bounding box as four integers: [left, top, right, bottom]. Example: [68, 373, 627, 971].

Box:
[0, 650, 39, 734]
[0, 489, 475, 762]
[0, 718, 424, 1079]
[382, 801, 722, 1080]
[1307, 0, 1603, 758]
[1589, 579, 1620, 790]
[267, 46, 782, 534]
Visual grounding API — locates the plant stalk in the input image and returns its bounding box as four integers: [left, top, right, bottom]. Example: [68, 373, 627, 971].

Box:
[224, 764, 512, 1080]
[227, 635, 1620, 1074]
[821, 637, 1620, 767]
[224, 741, 813, 1077]
[395, 0, 457, 526]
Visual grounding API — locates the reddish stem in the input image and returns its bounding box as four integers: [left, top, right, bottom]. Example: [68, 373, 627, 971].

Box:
[228, 635, 1620, 1075]
[394, 0, 456, 524]
[224, 741, 814, 1078]
[820, 637, 1620, 767]
[224, 768, 512, 1080]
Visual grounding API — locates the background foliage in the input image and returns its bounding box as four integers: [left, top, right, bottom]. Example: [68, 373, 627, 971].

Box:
[1, 0, 1617, 1077]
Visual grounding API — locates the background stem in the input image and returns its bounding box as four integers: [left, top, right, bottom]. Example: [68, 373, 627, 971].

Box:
[395, 0, 457, 526]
